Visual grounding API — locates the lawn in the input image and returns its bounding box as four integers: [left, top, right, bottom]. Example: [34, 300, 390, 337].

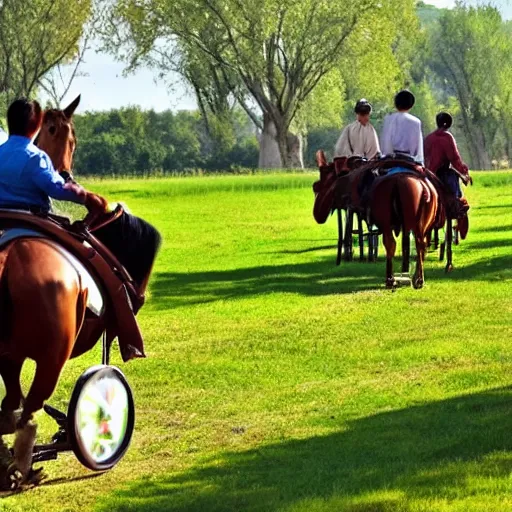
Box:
[1, 170, 512, 512]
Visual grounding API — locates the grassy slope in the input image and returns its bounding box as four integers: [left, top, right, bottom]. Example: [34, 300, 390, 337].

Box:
[1, 171, 512, 512]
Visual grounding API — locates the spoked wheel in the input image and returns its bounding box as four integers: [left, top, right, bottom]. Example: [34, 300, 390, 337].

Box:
[68, 365, 135, 471]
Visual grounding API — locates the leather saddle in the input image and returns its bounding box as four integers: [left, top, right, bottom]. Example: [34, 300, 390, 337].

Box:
[0, 206, 145, 361]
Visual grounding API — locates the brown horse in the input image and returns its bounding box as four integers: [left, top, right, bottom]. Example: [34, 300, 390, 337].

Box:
[313, 151, 379, 263]
[0, 96, 160, 487]
[370, 172, 439, 289]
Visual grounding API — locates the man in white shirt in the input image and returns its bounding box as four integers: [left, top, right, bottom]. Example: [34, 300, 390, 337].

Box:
[334, 99, 380, 160]
[380, 90, 424, 164]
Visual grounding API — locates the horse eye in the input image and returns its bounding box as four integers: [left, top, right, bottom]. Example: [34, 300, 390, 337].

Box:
[49, 126, 56, 135]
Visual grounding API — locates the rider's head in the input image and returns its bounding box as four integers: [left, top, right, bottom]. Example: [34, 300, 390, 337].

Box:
[394, 90, 415, 112]
[7, 98, 43, 139]
[436, 112, 453, 130]
[355, 99, 372, 125]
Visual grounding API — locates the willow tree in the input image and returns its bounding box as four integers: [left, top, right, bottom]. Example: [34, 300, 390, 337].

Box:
[428, 4, 512, 169]
[0, 0, 92, 112]
[106, 0, 416, 168]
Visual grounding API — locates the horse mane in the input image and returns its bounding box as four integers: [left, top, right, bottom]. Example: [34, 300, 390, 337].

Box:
[92, 211, 161, 288]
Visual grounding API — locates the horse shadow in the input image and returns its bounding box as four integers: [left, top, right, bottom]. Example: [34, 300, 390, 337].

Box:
[97, 387, 512, 511]
[148, 256, 386, 310]
[428, 254, 512, 282]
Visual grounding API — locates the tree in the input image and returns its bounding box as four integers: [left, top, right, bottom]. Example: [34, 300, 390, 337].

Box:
[0, 0, 92, 113]
[105, 0, 416, 168]
[427, 4, 512, 169]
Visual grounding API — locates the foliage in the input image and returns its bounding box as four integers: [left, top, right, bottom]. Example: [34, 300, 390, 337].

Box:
[426, 4, 512, 169]
[105, 0, 417, 167]
[0, 0, 92, 114]
[72, 107, 259, 175]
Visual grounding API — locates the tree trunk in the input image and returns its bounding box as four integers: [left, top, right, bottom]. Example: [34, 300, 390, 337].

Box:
[257, 113, 304, 169]
[258, 113, 281, 168]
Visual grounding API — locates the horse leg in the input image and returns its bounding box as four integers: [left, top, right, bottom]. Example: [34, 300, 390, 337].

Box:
[357, 214, 365, 261]
[434, 227, 440, 250]
[336, 208, 343, 266]
[401, 230, 410, 274]
[382, 229, 397, 289]
[14, 356, 68, 480]
[445, 216, 453, 273]
[5, 241, 81, 482]
[0, 358, 23, 435]
[412, 235, 427, 289]
[344, 209, 354, 262]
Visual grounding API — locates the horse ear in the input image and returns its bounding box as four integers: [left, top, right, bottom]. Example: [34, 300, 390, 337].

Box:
[316, 150, 328, 168]
[63, 95, 81, 118]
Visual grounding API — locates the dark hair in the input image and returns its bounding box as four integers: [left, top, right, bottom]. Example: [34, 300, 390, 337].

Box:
[355, 99, 372, 115]
[436, 112, 453, 129]
[394, 90, 415, 111]
[7, 98, 43, 136]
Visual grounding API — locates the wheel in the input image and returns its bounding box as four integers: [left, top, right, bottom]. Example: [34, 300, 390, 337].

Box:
[68, 365, 135, 471]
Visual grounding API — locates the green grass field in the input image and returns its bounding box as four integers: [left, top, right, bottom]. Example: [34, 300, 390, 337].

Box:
[1, 170, 512, 512]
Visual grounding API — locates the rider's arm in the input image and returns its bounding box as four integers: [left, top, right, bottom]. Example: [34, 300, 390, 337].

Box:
[415, 121, 425, 165]
[27, 153, 86, 204]
[445, 132, 469, 176]
[366, 125, 381, 159]
[334, 125, 350, 157]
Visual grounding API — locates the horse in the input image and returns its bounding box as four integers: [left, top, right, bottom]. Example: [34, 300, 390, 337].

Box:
[313, 151, 379, 264]
[370, 171, 439, 289]
[0, 96, 160, 487]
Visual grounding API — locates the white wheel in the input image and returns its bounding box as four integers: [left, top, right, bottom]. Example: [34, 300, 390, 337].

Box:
[68, 365, 135, 471]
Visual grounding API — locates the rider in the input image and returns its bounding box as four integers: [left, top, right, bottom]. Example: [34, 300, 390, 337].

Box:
[0, 98, 145, 362]
[380, 89, 424, 164]
[0, 98, 86, 212]
[359, 90, 424, 208]
[424, 112, 471, 215]
[334, 99, 381, 161]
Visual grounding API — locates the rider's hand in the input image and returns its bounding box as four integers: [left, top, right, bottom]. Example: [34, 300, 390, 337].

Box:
[63, 182, 87, 203]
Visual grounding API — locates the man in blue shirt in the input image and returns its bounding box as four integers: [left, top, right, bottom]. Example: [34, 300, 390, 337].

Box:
[0, 98, 85, 213]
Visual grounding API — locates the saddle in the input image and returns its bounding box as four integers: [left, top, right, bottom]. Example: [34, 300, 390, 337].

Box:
[0, 207, 145, 361]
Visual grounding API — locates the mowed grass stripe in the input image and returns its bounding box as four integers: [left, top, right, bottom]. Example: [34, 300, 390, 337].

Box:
[1, 171, 511, 511]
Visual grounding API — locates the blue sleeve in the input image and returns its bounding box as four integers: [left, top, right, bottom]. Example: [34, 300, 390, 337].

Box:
[26, 153, 82, 203]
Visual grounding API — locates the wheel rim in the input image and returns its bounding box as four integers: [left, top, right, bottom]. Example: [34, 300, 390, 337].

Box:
[68, 366, 134, 471]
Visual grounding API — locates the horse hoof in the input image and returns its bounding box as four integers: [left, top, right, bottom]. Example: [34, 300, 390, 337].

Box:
[413, 278, 424, 289]
[445, 264, 454, 273]
[385, 279, 396, 290]
[4, 464, 22, 491]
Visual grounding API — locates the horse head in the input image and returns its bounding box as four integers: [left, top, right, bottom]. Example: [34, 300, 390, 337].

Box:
[37, 95, 80, 172]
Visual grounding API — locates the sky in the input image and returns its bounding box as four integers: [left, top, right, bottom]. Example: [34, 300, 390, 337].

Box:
[55, 0, 511, 114]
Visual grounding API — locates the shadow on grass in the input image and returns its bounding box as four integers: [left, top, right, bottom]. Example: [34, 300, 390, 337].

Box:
[473, 223, 512, 234]
[97, 387, 512, 511]
[428, 254, 512, 282]
[464, 238, 512, 250]
[149, 251, 512, 309]
[472, 203, 512, 210]
[149, 258, 386, 309]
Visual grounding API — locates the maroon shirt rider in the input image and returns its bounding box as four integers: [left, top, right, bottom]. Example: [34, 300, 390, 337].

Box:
[424, 112, 471, 198]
